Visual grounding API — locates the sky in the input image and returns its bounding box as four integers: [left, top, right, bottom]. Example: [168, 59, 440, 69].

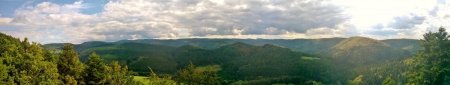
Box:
[0, 0, 449, 44]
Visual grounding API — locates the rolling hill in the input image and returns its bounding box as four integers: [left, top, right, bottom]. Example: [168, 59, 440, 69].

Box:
[44, 38, 419, 54]
[328, 37, 412, 67]
[42, 37, 420, 84]
[43, 37, 418, 73]
[45, 41, 326, 82]
[320, 37, 414, 84]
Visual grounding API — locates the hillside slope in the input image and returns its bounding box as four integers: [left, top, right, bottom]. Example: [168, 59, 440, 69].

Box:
[381, 39, 420, 53]
[44, 38, 418, 55]
[329, 37, 411, 66]
[50, 41, 325, 82]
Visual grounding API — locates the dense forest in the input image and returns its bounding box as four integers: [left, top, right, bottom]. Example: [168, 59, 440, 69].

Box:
[1, 27, 450, 85]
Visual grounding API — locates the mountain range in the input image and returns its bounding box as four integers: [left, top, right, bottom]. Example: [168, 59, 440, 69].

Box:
[43, 37, 420, 83]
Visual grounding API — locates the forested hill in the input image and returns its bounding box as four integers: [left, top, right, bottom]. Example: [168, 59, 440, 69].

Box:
[47, 41, 326, 82]
[45, 38, 420, 54]
[329, 37, 411, 66]
[41, 36, 420, 84]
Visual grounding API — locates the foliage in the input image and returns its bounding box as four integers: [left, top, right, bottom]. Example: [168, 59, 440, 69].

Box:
[85, 52, 110, 84]
[382, 76, 396, 85]
[0, 32, 135, 84]
[0, 33, 61, 84]
[406, 27, 450, 85]
[63, 75, 77, 85]
[311, 81, 325, 85]
[146, 67, 177, 85]
[58, 44, 85, 84]
[176, 62, 222, 85]
[109, 61, 134, 85]
[349, 75, 364, 85]
[65, 41, 325, 84]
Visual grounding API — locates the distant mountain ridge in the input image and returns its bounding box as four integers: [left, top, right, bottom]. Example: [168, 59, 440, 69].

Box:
[45, 41, 324, 81]
[43, 37, 419, 73]
[41, 36, 420, 84]
[332, 37, 390, 50]
[44, 37, 420, 55]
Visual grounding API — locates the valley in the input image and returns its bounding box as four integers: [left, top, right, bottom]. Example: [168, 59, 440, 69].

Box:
[43, 36, 420, 84]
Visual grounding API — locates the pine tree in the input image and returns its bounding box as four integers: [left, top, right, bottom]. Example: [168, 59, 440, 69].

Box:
[177, 61, 196, 84]
[109, 61, 133, 85]
[58, 44, 85, 84]
[24, 43, 61, 84]
[382, 76, 396, 85]
[407, 27, 450, 85]
[85, 52, 110, 85]
[176, 62, 221, 85]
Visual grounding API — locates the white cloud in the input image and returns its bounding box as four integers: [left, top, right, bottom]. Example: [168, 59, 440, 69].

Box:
[1, 0, 449, 44]
[0, 17, 11, 25]
[332, 0, 436, 28]
[4, 1, 96, 43]
[0, 0, 349, 43]
[96, 0, 348, 37]
[329, 0, 450, 39]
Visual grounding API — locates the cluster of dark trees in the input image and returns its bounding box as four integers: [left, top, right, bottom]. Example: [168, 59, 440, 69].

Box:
[143, 61, 223, 85]
[0, 32, 237, 85]
[0, 33, 135, 85]
[63, 40, 327, 84]
[347, 27, 450, 85]
[405, 27, 450, 85]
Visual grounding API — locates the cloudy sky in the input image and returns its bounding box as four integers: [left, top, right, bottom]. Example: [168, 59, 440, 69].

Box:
[0, 0, 449, 44]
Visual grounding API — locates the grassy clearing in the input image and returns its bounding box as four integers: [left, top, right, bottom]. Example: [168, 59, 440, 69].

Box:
[133, 76, 150, 84]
